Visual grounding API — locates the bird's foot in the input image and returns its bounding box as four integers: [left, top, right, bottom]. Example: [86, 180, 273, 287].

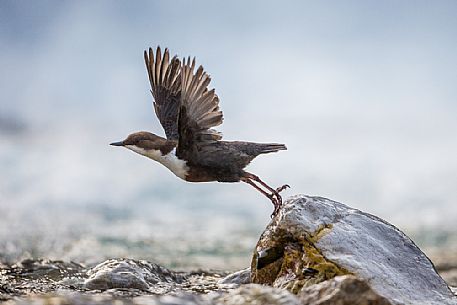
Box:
[267, 193, 278, 205]
[269, 184, 289, 217]
[276, 184, 290, 193]
[270, 192, 283, 218]
[271, 203, 281, 218]
[267, 193, 280, 218]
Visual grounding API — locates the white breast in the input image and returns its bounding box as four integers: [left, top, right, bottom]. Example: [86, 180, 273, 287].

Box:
[126, 146, 189, 180]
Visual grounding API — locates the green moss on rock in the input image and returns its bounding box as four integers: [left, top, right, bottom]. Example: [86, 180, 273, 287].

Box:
[252, 222, 349, 294]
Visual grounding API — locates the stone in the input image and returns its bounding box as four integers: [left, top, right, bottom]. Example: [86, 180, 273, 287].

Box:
[251, 195, 456, 305]
[218, 268, 251, 285]
[4, 287, 299, 305]
[452, 287, 457, 297]
[84, 258, 185, 291]
[0, 258, 230, 301]
[298, 275, 391, 305]
[12, 293, 207, 305]
[208, 283, 301, 305]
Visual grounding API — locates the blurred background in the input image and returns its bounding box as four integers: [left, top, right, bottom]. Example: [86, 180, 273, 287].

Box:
[1, 0, 456, 270]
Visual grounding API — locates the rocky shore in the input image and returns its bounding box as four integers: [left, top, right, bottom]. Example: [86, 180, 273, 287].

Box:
[1, 195, 456, 304]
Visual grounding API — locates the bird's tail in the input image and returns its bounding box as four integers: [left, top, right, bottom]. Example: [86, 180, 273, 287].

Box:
[257, 143, 287, 154]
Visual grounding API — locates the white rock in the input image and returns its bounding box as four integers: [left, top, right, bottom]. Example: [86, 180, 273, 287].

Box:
[271, 195, 456, 305]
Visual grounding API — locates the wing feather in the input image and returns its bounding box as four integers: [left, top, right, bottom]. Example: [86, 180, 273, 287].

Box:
[144, 46, 181, 140]
[177, 58, 224, 159]
[144, 47, 223, 153]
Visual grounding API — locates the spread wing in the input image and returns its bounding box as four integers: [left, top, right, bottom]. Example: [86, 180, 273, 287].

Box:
[144, 47, 181, 140]
[177, 57, 224, 159]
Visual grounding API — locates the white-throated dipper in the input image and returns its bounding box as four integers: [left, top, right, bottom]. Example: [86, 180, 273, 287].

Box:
[111, 47, 288, 216]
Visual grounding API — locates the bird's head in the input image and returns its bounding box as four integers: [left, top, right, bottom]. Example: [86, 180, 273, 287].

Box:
[110, 131, 173, 157]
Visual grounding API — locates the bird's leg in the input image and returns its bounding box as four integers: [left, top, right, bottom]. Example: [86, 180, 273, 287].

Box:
[241, 177, 278, 204]
[244, 173, 282, 203]
[243, 172, 287, 217]
[241, 177, 279, 216]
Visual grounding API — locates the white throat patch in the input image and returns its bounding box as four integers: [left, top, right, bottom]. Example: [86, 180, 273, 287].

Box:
[126, 145, 189, 180]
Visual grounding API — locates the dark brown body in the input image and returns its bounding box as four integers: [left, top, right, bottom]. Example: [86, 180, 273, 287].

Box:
[184, 140, 286, 182]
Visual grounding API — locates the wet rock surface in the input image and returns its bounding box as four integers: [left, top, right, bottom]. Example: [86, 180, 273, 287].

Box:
[0, 258, 230, 303]
[251, 195, 456, 305]
[84, 259, 186, 291]
[0, 258, 300, 304]
[218, 268, 251, 286]
[211, 284, 301, 305]
[1, 258, 454, 305]
[298, 275, 392, 305]
[1, 195, 457, 304]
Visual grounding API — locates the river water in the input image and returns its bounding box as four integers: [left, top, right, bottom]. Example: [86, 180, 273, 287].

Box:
[1, 117, 457, 270]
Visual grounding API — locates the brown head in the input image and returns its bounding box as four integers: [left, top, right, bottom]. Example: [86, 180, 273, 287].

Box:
[110, 131, 176, 156]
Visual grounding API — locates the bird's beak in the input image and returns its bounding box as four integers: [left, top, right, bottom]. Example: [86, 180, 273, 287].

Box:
[110, 141, 124, 146]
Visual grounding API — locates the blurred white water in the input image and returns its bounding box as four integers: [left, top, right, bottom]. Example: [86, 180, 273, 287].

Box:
[1, 1, 457, 268]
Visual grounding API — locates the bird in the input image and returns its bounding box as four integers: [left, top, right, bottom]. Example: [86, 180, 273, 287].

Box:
[110, 47, 289, 216]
